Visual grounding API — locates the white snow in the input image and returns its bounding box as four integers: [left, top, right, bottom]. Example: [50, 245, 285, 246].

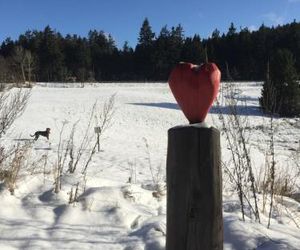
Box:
[0, 82, 299, 249]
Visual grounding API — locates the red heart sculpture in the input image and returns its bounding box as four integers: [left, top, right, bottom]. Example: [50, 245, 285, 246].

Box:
[168, 62, 221, 124]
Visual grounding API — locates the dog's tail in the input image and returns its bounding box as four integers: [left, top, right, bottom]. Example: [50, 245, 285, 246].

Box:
[30, 134, 35, 137]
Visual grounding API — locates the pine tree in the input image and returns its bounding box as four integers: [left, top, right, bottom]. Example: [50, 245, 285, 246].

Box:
[38, 26, 65, 81]
[227, 22, 236, 37]
[152, 25, 171, 80]
[137, 18, 155, 47]
[260, 61, 276, 113]
[260, 49, 300, 117]
[135, 18, 156, 80]
[181, 35, 205, 64]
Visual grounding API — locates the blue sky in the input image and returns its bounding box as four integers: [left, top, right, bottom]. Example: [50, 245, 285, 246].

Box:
[1, 0, 300, 48]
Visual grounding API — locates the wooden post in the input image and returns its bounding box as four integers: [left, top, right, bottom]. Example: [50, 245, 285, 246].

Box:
[166, 124, 223, 250]
[94, 127, 101, 152]
[97, 133, 100, 152]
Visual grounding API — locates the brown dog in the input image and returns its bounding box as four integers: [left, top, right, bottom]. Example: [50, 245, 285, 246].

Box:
[30, 128, 50, 140]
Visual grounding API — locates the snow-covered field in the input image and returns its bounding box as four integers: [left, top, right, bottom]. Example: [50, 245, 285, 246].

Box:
[0, 82, 300, 250]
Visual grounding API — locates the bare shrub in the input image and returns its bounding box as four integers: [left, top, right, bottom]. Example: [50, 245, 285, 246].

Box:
[67, 122, 78, 173]
[69, 104, 96, 174]
[257, 68, 298, 228]
[0, 88, 31, 138]
[216, 81, 260, 222]
[94, 94, 116, 136]
[142, 137, 166, 199]
[53, 120, 81, 193]
[293, 140, 300, 177]
[274, 172, 297, 198]
[259, 162, 297, 201]
[0, 87, 31, 194]
[259, 64, 279, 228]
[0, 142, 32, 195]
[127, 160, 137, 184]
[13, 46, 27, 84]
[68, 182, 80, 204]
[81, 94, 116, 174]
[122, 185, 136, 202]
[53, 121, 69, 193]
[52, 94, 116, 194]
[261, 167, 299, 228]
[68, 174, 87, 205]
[11, 46, 35, 86]
[64, 101, 99, 175]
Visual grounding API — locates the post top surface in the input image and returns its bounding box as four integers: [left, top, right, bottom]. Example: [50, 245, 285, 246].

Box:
[168, 122, 220, 133]
[172, 122, 209, 129]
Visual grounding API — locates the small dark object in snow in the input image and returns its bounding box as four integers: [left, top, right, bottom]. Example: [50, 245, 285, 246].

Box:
[30, 128, 50, 140]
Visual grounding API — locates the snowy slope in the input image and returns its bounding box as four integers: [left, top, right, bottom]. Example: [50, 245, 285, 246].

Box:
[0, 82, 299, 250]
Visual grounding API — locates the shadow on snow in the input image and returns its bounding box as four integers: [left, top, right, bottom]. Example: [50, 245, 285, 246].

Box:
[129, 102, 264, 117]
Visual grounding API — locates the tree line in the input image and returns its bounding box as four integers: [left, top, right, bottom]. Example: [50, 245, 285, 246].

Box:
[0, 18, 300, 83]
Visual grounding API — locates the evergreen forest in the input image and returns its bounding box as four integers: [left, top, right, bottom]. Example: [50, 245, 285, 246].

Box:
[0, 18, 300, 83]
